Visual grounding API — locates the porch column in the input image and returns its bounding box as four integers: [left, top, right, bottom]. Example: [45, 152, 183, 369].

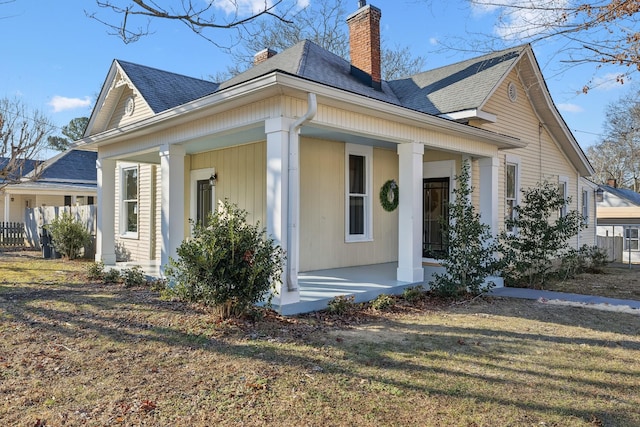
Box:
[397, 142, 424, 283]
[3, 192, 10, 223]
[265, 117, 300, 305]
[95, 157, 116, 264]
[478, 156, 499, 236]
[159, 144, 185, 273]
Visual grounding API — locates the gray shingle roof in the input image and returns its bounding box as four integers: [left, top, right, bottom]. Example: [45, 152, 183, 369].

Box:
[39, 149, 97, 182]
[117, 60, 219, 114]
[0, 158, 39, 181]
[600, 185, 640, 206]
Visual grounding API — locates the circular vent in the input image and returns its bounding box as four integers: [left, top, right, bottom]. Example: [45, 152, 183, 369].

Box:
[507, 82, 517, 103]
[125, 96, 135, 116]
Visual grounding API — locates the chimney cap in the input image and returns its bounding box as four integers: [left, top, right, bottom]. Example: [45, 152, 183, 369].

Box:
[358, 0, 366, 7]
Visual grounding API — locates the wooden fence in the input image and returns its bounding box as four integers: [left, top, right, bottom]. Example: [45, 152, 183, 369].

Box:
[0, 222, 25, 248]
[24, 205, 97, 258]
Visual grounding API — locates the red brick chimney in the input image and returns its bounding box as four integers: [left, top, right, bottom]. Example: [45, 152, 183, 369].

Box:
[347, 1, 382, 91]
[254, 48, 277, 66]
[607, 178, 617, 188]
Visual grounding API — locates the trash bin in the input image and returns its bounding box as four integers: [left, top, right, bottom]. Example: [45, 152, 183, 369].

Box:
[40, 230, 51, 259]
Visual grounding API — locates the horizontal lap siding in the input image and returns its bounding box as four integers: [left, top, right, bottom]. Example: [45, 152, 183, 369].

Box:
[299, 137, 398, 271]
[108, 87, 154, 130]
[189, 142, 266, 226]
[480, 69, 581, 247]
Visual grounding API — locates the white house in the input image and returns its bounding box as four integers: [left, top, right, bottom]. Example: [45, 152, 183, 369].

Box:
[76, 2, 595, 313]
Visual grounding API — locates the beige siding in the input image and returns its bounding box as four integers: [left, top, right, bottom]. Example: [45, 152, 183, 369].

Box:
[299, 137, 398, 271]
[107, 87, 154, 130]
[114, 162, 155, 262]
[479, 69, 584, 248]
[189, 141, 267, 226]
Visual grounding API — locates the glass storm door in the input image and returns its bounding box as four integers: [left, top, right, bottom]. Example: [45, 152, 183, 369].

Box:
[196, 179, 212, 226]
[423, 178, 449, 258]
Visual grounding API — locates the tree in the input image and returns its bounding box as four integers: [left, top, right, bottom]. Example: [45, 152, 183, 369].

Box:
[499, 181, 586, 288]
[48, 117, 89, 152]
[225, 0, 425, 80]
[87, 0, 295, 45]
[430, 160, 500, 297]
[587, 87, 640, 190]
[0, 97, 54, 186]
[430, 0, 640, 90]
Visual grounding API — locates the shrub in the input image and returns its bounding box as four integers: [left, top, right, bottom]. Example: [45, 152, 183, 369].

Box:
[371, 294, 394, 311]
[402, 285, 425, 303]
[326, 295, 355, 315]
[86, 261, 105, 281]
[121, 265, 147, 288]
[45, 212, 92, 260]
[582, 245, 609, 273]
[430, 160, 500, 297]
[103, 268, 122, 284]
[499, 181, 586, 288]
[164, 200, 285, 320]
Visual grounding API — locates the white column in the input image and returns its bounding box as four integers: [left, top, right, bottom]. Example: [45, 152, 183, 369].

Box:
[397, 142, 424, 283]
[3, 192, 10, 223]
[95, 157, 116, 264]
[265, 117, 300, 305]
[478, 157, 499, 237]
[159, 144, 185, 273]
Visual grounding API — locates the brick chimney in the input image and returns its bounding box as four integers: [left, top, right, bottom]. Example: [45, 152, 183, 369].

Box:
[607, 178, 617, 188]
[347, 1, 382, 91]
[254, 48, 277, 66]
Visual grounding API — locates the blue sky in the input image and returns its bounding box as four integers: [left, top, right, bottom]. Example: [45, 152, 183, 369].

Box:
[1, 0, 630, 158]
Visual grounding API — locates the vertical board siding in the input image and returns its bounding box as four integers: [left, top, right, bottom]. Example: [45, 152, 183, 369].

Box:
[299, 137, 398, 271]
[189, 141, 267, 226]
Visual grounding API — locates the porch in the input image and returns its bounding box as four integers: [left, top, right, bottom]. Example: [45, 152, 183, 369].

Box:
[111, 261, 444, 315]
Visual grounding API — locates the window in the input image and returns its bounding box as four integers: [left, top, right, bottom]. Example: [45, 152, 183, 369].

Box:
[345, 144, 372, 242]
[625, 227, 639, 251]
[88, 196, 95, 205]
[559, 176, 569, 217]
[505, 160, 519, 232]
[121, 165, 138, 235]
[64, 195, 72, 206]
[581, 189, 589, 225]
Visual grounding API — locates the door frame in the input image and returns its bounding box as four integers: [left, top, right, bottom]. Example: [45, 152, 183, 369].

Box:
[422, 160, 456, 262]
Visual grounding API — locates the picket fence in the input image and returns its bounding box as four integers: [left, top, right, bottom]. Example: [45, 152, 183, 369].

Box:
[0, 222, 25, 248]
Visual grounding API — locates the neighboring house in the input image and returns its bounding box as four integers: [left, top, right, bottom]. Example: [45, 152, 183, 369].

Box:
[0, 149, 98, 223]
[76, 2, 594, 312]
[596, 181, 640, 263]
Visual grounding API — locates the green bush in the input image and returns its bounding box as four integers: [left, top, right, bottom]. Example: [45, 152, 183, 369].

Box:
[103, 268, 122, 284]
[86, 261, 105, 281]
[164, 200, 285, 320]
[45, 212, 92, 260]
[326, 295, 355, 315]
[402, 285, 425, 303]
[371, 294, 394, 311]
[121, 265, 147, 288]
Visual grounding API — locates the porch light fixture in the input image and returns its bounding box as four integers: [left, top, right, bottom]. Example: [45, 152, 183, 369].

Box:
[209, 173, 217, 187]
[595, 187, 604, 203]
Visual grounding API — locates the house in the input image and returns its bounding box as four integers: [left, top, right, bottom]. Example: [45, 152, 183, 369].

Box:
[596, 180, 640, 263]
[75, 2, 595, 313]
[1, 149, 97, 223]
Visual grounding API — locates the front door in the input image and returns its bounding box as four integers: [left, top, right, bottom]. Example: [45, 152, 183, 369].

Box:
[423, 177, 449, 258]
[196, 179, 212, 226]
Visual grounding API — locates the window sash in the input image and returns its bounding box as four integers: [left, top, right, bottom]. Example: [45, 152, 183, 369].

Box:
[121, 166, 139, 235]
[345, 145, 372, 241]
[506, 162, 517, 232]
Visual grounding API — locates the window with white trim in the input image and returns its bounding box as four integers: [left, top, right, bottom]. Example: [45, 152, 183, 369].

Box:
[121, 165, 139, 235]
[625, 227, 639, 251]
[345, 144, 373, 242]
[581, 189, 589, 225]
[559, 176, 569, 217]
[505, 155, 520, 232]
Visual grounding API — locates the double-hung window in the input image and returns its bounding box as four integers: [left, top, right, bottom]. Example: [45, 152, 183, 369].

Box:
[121, 165, 139, 236]
[345, 144, 372, 242]
[558, 176, 569, 218]
[505, 155, 520, 232]
[581, 189, 589, 225]
[625, 228, 639, 251]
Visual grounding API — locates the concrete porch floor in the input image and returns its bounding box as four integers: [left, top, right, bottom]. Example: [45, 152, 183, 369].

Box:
[111, 260, 435, 315]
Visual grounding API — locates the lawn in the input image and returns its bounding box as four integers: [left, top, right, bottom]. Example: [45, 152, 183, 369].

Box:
[1, 252, 639, 426]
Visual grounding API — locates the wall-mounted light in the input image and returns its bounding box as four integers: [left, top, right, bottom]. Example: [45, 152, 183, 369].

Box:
[209, 173, 217, 187]
[595, 187, 604, 203]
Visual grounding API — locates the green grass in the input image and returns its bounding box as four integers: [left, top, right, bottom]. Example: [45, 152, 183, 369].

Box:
[1, 252, 639, 426]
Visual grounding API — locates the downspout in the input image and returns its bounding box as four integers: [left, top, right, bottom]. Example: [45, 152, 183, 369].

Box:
[287, 93, 317, 291]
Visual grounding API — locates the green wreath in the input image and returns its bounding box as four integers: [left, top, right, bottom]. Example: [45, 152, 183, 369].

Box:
[379, 179, 399, 212]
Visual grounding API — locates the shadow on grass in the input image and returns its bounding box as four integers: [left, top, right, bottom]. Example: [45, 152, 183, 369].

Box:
[1, 282, 639, 426]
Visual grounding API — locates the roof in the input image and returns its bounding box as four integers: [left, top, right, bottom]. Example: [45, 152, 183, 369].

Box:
[599, 185, 640, 206]
[36, 149, 97, 183]
[116, 60, 219, 114]
[0, 157, 39, 181]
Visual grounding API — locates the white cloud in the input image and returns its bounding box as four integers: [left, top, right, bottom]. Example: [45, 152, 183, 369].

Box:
[472, 0, 571, 41]
[211, 0, 274, 15]
[429, 37, 438, 46]
[591, 73, 626, 91]
[557, 103, 583, 113]
[48, 96, 91, 113]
